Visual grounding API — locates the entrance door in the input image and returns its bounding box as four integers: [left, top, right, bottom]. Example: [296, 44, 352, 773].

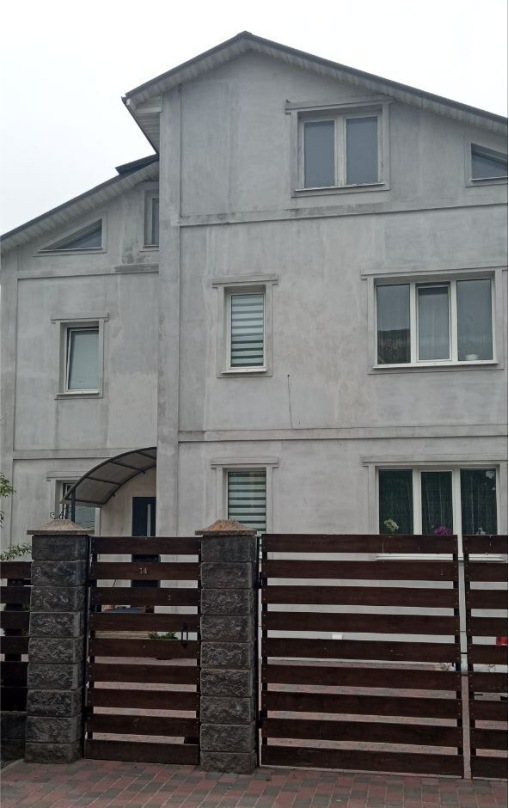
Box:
[131, 497, 158, 588]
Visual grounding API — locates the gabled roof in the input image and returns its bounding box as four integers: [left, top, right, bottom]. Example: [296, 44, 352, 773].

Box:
[1, 156, 159, 254]
[124, 31, 507, 151]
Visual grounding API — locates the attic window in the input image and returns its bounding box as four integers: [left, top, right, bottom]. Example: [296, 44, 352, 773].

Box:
[471, 145, 508, 181]
[40, 220, 103, 252]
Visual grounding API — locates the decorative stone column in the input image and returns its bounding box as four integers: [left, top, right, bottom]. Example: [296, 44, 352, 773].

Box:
[25, 519, 89, 763]
[197, 520, 258, 774]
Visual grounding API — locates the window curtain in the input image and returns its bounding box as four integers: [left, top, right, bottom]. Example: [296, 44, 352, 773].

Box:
[461, 469, 497, 535]
[421, 472, 453, 534]
[418, 286, 450, 360]
[378, 469, 413, 534]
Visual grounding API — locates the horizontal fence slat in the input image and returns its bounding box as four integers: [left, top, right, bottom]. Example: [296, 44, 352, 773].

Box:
[470, 701, 508, 721]
[88, 688, 197, 711]
[0, 637, 29, 654]
[90, 613, 199, 632]
[263, 585, 458, 608]
[262, 664, 461, 691]
[467, 645, 508, 665]
[471, 729, 508, 750]
[0, 687, 27, 711]
[92, 537, 200, 555]
[464, 563, 507, 583]
[1, 562, 32, 580]
[466, 590, 508, 610]
[262, 691, 461, 719]
[469, 672, 508, 694]
[262, 535, 458, 555]
[87, 714, 198, 736]
[90, 562, 199, 581]
[89, 663, 198, 685]
[466, 617, 508, 637]
[0, 586, 31, 605]
[464, 535, 508, 555]
[262, 560, 458, 581]
[262, 612, 458, 636]
[263, 638, 460, 664]
[90, 587, 199, 607]
[471, 756, 508, 779]
[1, 612, 30, 631]
[89, 638, 198, 659]
[262, 718, 461, 747]
[85, 739, 199, 765]
[261, 746, 463, 776]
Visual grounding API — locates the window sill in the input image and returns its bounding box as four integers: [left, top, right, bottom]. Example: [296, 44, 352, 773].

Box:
[466, 177, 507, 187]
[141, 245, 159, 251]
[294, 182, 386, 197]
[371, 360, 499, 374]
[56, 392, 102, 399]
[221, 367, 268, 377]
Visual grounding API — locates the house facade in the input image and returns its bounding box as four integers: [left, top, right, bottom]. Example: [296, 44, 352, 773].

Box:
[1, 33, 507, 550]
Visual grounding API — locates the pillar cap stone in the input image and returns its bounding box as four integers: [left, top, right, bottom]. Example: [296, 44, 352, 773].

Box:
[27, 518, 90, 536]
[196, 519, 256, 537]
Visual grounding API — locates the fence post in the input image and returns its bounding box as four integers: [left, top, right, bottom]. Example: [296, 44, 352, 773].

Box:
[25, 519, 89, 763]
[197, 519, 258, 774]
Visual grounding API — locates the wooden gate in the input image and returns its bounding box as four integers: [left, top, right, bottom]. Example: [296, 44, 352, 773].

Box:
[85, 536, 200, 764]
[260, 534, 464, 776]
[0, 561, 32, 713]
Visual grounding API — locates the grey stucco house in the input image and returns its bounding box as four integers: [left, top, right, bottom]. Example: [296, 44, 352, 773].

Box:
[1, 32, 507, 550]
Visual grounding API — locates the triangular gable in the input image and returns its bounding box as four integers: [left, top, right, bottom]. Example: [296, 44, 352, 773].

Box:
[40, 219, 102, 252]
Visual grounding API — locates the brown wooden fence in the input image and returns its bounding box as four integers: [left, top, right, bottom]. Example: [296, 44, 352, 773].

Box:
[260, 534, 464, 777]
[85, 536, 200, 764]
[464, 534, 508, 780]
[0, 561, 32, 712]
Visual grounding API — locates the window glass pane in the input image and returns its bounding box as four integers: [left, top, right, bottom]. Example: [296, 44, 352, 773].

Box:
[228, 470, 266, 533]
[151, 197, 159, 245]
[67, 328, 99, 390]
[230, 293, 264, 367]
[378, 469, 413, 534]
[304, 120, 335, 187]
[62, 484, 96, 532]
[457, 279, 493, 361]
[377, 285, 410, 363]
[46, 221, 102, 251]
[421, 472, 453, 535]
[418, 286, 450, 360]
[346, 116, 378, 184]
[461, 469, 497, 535]
[471, 146, 508, 180]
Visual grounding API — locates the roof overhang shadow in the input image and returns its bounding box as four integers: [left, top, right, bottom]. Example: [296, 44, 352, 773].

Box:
[63, 448, 157, 507]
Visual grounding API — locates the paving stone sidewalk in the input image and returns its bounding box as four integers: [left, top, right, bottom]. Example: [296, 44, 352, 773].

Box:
[1, 760, 507, 808]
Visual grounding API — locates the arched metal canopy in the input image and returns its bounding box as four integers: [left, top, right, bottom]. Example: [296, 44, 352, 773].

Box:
[63, 447, 157, 507]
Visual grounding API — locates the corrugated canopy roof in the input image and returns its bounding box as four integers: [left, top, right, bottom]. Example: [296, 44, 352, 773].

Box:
[63, 448, 157, 507]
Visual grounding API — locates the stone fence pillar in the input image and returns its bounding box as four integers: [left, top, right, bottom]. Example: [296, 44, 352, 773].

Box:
[197, 520, 258, 774]
[25, 519, 89, 763]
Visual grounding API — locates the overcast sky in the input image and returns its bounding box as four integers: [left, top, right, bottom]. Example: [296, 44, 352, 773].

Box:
[0, 0, 506, 234]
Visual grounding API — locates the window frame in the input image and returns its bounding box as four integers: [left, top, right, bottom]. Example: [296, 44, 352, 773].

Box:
[374, 275, 496, 368]
[288, 97, 391, 197]
[212, 275, 278, 377]
[144, 192, 159, 248]
[46, 472, 100, 534]
[211, 458, 279, 533]
[52, 314, 108, 398]
[366, 461, 504, 560]
[38, 218, 105, 255]
[465, 140, 508, 187]
[469, 143, 508, 184]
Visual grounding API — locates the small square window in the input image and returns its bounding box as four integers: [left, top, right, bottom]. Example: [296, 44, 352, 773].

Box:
[61, 481, 97, 532]
[471, 145, 508, 181]
[300, 110, 382, 190]
[227, 469, 267, 533]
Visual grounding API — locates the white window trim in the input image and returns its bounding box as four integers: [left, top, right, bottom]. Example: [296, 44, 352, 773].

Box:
[212, 275, 278, 377]
[36, 216, 107, 255]
[368, 271, 501, 372]
[290, 100, 390, 196]
[465, 140, 508, 186]
[364, 460, 503, 560]
[211, 458, 278, 533]
[51, 314, 108, 398]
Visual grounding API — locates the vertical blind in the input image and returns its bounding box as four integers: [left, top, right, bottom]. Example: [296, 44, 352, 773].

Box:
[230, 293, 265, 367]
[228, 470, 266, 533]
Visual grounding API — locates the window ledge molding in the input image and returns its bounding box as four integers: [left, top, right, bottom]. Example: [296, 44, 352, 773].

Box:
[221, 367, 269, 377]
[285, 95, 393, 112]
[211, 457, 279, 468]
[294, 183, 387, 198]
[370, 361, 500, 375]
[51, 313, 109, 323]
[55, 392, 102, 400]
[211, 274, 279, 288]
[37, 248, 106, 257]
[466, 177, 507, 187]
